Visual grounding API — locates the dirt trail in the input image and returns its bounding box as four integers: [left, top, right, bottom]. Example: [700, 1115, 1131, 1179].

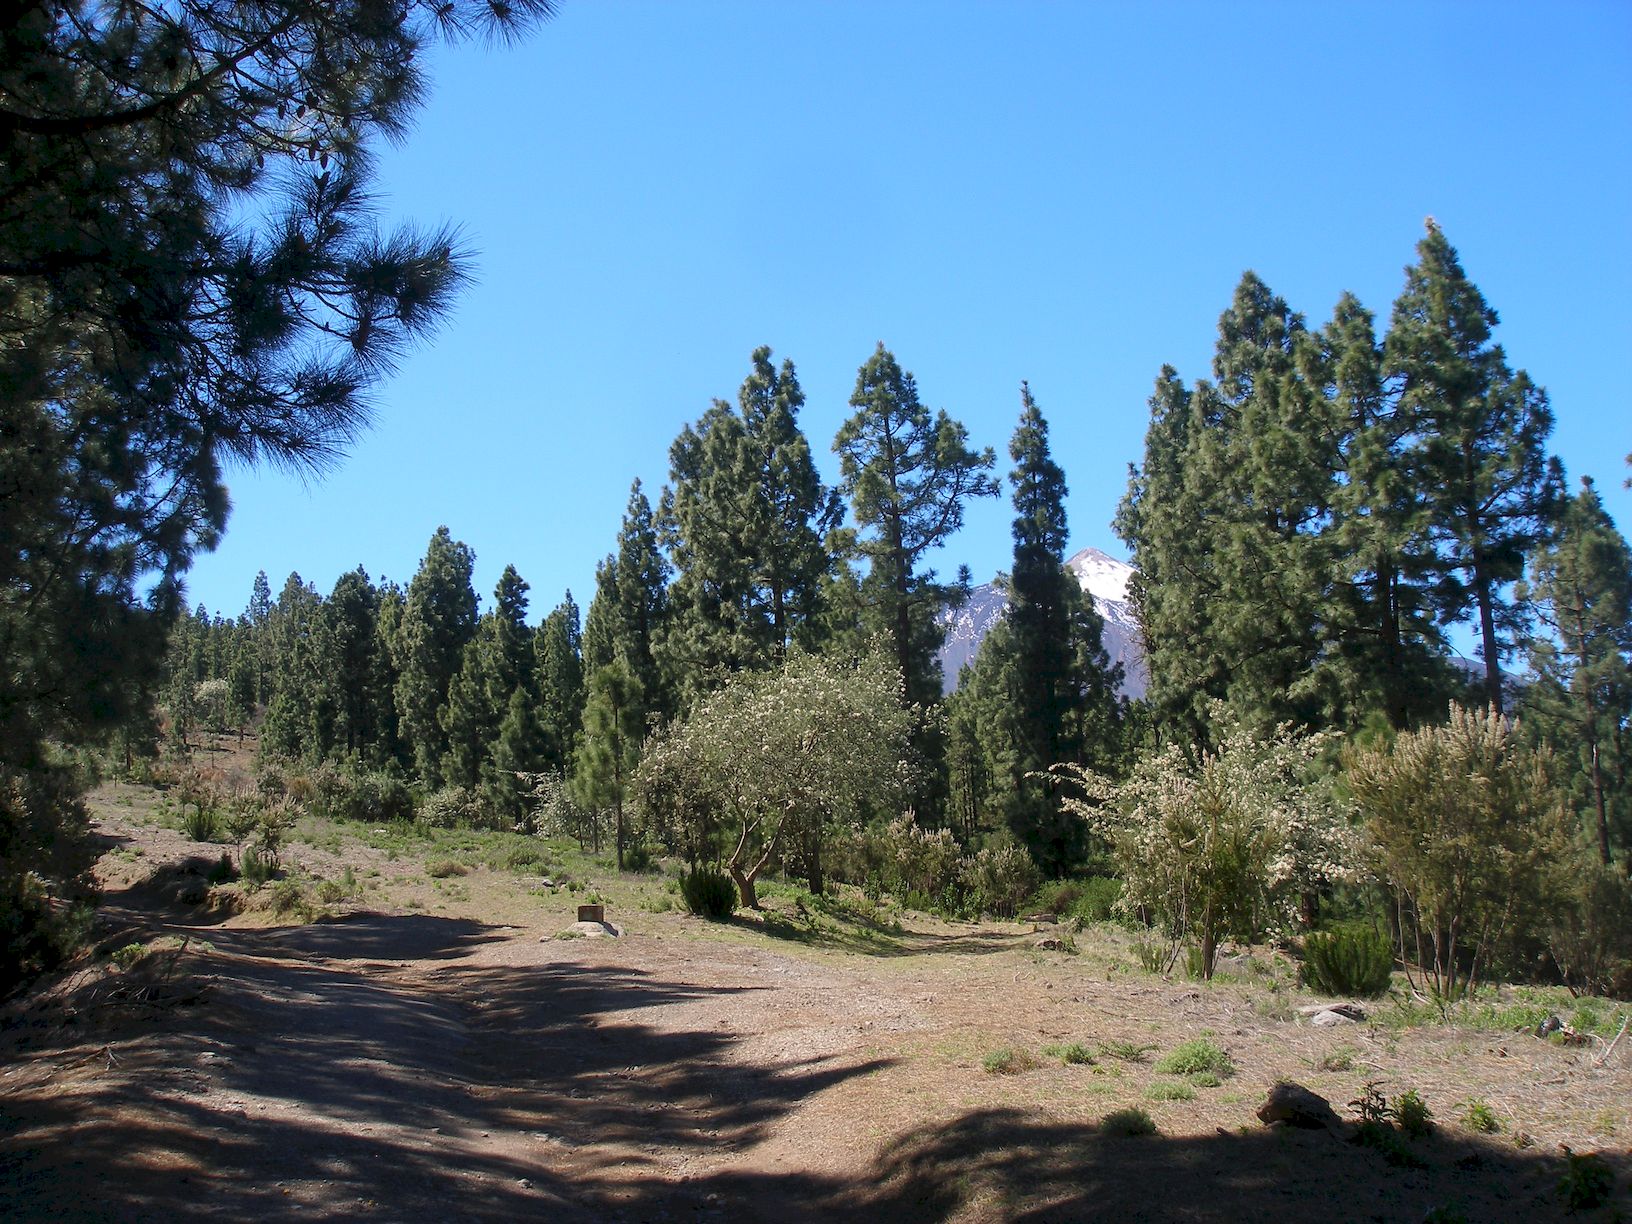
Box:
[3, 796, 1629, 1221]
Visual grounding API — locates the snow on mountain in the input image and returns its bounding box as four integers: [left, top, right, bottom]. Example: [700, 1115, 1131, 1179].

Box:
[936, 547, 1148, 699]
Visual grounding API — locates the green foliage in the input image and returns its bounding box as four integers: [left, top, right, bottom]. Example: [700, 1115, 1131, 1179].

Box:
[1557, 1148, 1615, 1211]
[1041, 1042, 1095, 1066]
[1518, 477, 1632, 867]
[1460, 1100, 1500, 1134]
[422, 786, 493, 830]
[1153, 1039, 1234, 1078]
[182, 804, 223, 843]
[636, 649, 913, 907]
[110, 943, 148, 971]
[1098, 1040, 1156, 1063]
[982, 1046, 1039, 1075]
[240, 846, 275, 889]
[310, 765, 415, 826]
[833, 343, 999, 707]
[573, 660, 645, 869]
[1302, 924, 1395, 998]
[427, 860, 469, 879]
[1055, 711, 1351, 978]
[1145, 1080, 1196, 1102]
[959, 843, 1041, 919]
[1393, 1089, 1433, 1138]
[1349, 705, 1570, 1002]
[679, 868, 736, 919]
[1100, 1107, 1158, 1137]
[395, 529, 479, 787]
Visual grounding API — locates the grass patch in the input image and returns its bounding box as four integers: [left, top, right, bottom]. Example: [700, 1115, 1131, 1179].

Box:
[1100, 1107, 1158, 1137]
[1153, 1038, 1234, 1078]
[1460, 1099, 1500, 1134]
[427, 859, 469, 879]
[1041, 1041, 1096, 1066]
[1098, 1039, 1156, 1063]
[1146, 1080, 1197, 1102]
[983, 1046, 1040, 1075]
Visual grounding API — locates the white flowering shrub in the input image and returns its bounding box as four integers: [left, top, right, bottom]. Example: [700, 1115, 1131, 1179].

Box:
[634, 649, 914, 909]
[1050, 710, 1353, 978]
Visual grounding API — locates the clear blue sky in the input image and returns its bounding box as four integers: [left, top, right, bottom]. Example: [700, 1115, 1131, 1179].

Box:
[184, 0, 1632, 626]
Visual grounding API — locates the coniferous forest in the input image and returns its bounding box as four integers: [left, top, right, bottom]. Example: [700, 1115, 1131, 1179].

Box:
[4, 4, 1632, 1216]
[100, 224, 1632, 1005]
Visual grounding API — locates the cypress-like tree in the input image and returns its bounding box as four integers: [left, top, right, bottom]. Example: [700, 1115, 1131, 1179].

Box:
[833, 343, 999, 706]
[394, 527, 478, 786]
[316, 568, 385, 760]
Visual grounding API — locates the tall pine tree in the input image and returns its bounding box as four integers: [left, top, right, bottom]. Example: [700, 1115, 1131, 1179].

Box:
[394, 527, 478, 786]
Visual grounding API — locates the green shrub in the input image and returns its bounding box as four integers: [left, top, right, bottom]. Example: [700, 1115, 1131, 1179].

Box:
[1133, 937, 1173, 974]
[1394, 1089, 1432, 1139]
[1041, 1041, 1095, 1066]
[680, 867, 736, 919]
[1074, 876, 1123, 924]
[240, 844, 275, 888]
[182, 804, 222, 842]
[983, 1046, 1039, 1075]
[427, 859, 469, 879]
[1460, 1099, 1500, 1134]
[1154, 1038, 1234, 1078]
[206, 853, 236, 884]
[1100, 1107, 1158, 1137]
[1302, 924, 1394, 998]
[961, 844, 1040, 919]
[1558, 1148, 1615, 1211]
[110, 942, 148, 970]
[1098, 1039, 1156, 1063]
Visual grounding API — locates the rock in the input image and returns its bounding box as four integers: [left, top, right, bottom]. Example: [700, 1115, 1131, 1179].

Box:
[1034, 936, 1066, 950]
[1312, 1009, 1354, 1027]
[548, 920, 621, 941]
[175, 879, 210, 905]
[1536, 1014, 1563, 1039]
[1256, 1081, 1346, 1135]
[1298, 1002, 1367, 1021]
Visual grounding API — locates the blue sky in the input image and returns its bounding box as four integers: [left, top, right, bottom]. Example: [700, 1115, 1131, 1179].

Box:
[185, 1, 1632, 626]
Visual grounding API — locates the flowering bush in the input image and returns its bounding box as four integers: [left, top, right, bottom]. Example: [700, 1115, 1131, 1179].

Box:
[1049, 708, 1353, 978]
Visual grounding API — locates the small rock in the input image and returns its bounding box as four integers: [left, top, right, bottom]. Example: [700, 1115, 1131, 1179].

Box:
[1257, 1081, 1346, 1136]
[1312, 1009, 1353, 1027]
[1034, 936, 1066, 951]
[1536, 1014, 1563, 1039]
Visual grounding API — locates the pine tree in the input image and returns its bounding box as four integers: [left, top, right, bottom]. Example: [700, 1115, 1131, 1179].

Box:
[660, 348, 839, 700]
[316, 569, 384, 759]
[583, 483, 670, 720]
[489, 686, 549, 829]
[439, 641, 491, 791]
[536, 593, 586, 774]
[1386, 221, 1563, 712]
[574, 661, 645, 868]
[1520, 478, 1632, 865]
[833, 343, 999, 706]
[394, 528, 478, 786]
[260, 574, 323, 759]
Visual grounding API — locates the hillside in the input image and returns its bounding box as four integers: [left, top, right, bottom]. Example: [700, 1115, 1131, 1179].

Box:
[937, 547, 1148, 698]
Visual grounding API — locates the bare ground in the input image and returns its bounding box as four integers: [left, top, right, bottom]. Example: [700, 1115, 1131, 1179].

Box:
[3, 775, 1629, 1222]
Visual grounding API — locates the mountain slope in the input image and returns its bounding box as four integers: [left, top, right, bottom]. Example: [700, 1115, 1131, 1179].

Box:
[937, 547, 1147, 698]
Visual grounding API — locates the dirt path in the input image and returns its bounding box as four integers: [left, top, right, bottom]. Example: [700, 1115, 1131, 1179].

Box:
[3, 793, 1629, 1221]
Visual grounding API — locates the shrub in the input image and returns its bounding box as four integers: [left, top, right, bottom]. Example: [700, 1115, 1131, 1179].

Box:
[680, 867, 736, 919]
[1558, 1148, 1615, 1211]
[1041, 1041, 1095, 1066]
[1394, 1089, 1433, 1139]
[1460, 1100, 1500, 1134]
[182, 804, 222, 842]
[1098, 1039, 1156, 1063]
[422, 785, 490, 830]
[961, 844, 1040, 918]
[206, 853, 236, 884]
[110, 942, 148, 970]
[1053, 712, 1352, 979]
[983, 1046, 1039, 1075]
[1348, 705, 1569, 1002]
[427, 859, 469, 879]
[1154, 1038, 1234, 1078]
[312, 766, 415, 826]
[1074, 876, 1123, 924]
[1100, 1107, 1158, 1137]
[240, 845, 275, 888]
[1302, 924, 1395, 998]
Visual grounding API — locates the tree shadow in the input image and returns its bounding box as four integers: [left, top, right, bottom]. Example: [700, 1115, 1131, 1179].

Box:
[838, 1106, 1613, 1222]
[0, 913, 895, 1222]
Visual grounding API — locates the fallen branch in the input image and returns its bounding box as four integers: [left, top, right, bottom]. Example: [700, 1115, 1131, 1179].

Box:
[1593, 1015, 1629, 1068]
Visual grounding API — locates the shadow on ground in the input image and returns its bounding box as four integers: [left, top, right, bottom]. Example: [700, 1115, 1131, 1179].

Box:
[4, 911, 1622, 1223]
